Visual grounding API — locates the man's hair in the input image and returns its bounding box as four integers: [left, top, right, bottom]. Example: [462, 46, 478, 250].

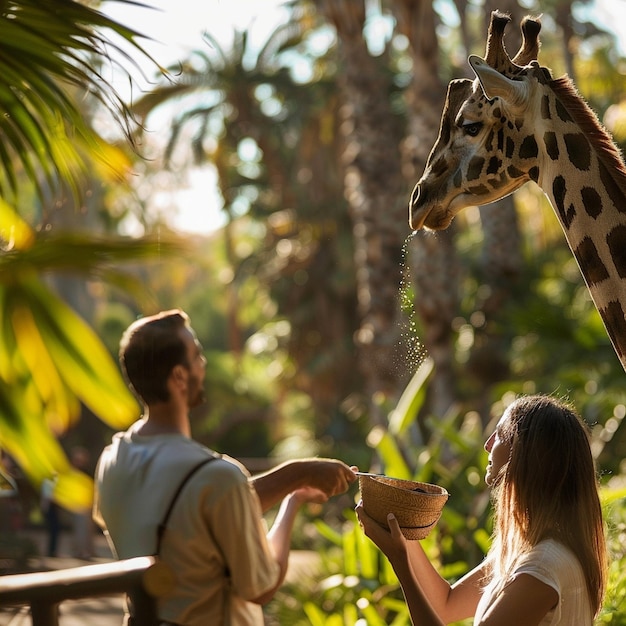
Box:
[119, 309, 191, 404]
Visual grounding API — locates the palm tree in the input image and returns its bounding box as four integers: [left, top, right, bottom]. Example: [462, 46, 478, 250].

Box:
[131, 9, 365, 446]
[312, 0, 412, 427]
[454, 0, 526, 419]
[389, 0, 463, 427]
[132, 27, 292, 359]
[0, 0, 179, 509]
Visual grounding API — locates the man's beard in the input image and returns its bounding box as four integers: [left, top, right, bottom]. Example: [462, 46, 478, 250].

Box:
[188, 374, 206, 408]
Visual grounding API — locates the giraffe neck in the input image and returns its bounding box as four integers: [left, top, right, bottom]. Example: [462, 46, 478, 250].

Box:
[536, 77, 626, 369]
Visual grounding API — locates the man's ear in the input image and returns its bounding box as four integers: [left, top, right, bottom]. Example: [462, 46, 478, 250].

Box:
[170, 364, 188, 386]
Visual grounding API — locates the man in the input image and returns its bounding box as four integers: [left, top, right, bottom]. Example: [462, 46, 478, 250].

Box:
[93, 309, 356, 626]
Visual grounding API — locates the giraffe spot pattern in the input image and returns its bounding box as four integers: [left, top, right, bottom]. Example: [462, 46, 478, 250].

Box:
[507, 164, 525, 179]
[555, 99, 573, 123]
[453, 169, 463, 188]
[497, 128, 505, 152]
[574, 236, 610, 285]
[432, 156, 448, 177]
[468, 184, 490, 195]
[528, 166, 540, 182]
[601, 301, 626, 359]
[564, 133, 591, 170]
[487, 156, 501, 174]
[581, 187, 602, 218]
[506, 137, 515, 158]
[486, 129, 494, 152]
[599, 161, 626, 213]
[491, 170, 510, 189]
[467, 156, 485, 181]
[606, 225, 626, 278]
[553, 175, 576, 228]
[541, 95, 551, 120]
[519, 135, 539, 159]
[544, 132, 559, 160]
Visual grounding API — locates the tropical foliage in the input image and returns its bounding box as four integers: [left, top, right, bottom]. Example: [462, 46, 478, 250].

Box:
[0, 0, 179, 508]
[1, 0, 626, 622]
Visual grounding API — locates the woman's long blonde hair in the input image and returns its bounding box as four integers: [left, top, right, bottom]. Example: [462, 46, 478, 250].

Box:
[488, 395, 607, 615]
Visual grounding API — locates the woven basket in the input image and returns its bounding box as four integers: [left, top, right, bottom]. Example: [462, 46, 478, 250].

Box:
[359, 474, 449, 540]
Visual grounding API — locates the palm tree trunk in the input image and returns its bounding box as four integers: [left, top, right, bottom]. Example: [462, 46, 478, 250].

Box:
[314, 0, 410, 425]
[392, 0, 461, 423]
[467, 1, 525, 421]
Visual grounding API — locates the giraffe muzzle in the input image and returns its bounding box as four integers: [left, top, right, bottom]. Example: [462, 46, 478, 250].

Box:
[409, 183, 436, 231]
[409, 183, 425, 230]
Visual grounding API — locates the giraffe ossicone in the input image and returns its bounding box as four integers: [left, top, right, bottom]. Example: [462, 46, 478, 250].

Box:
[410, 10, 626, 371]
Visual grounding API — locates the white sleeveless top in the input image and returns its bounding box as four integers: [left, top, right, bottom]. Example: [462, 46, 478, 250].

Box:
[474, 539, 593, 625]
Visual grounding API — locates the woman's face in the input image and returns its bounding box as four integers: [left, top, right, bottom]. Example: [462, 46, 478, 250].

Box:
[484, 409, 513, 486]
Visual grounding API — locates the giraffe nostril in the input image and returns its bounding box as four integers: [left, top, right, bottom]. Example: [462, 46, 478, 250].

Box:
[410, 183, 426, 209]
[409, 184, 428, 229]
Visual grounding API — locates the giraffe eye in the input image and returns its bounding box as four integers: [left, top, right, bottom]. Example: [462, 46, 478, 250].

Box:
[462, 121, 483, 137]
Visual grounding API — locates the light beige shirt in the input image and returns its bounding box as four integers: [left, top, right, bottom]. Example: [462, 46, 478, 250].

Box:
[474, 539, 593, 625]
[93, 423, 280, 625]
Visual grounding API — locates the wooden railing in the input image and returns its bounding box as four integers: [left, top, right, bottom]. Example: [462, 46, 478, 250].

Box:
[0, 556, 174, 626]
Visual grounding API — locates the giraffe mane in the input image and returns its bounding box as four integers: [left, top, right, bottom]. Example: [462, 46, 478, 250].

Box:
[549, 75, 626, 196]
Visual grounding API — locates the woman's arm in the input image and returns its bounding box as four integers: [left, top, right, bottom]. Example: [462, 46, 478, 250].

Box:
[405, 533, 485, 622]
[475, 574, 557, 626]
[251, 486, 326, 604]
[356, 503, 483, 624]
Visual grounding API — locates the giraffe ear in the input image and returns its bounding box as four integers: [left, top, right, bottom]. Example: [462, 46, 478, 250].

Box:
[469, 55, 529, 109]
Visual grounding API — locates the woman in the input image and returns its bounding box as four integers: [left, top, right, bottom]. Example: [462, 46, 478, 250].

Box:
[356, 395, 607, 625]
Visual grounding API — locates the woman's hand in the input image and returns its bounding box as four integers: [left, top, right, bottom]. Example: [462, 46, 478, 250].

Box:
[355, 499, 409, 564]
[291, 485, 329, 505]
[356, 500, 448, 626]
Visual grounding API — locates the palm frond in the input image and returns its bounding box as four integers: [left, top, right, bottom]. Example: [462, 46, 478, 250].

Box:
[0, 0, 166, 203]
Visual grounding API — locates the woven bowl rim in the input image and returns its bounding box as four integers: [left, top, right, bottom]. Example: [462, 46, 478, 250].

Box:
[363, 475, 449, 496]
[358, 474, 449, 540]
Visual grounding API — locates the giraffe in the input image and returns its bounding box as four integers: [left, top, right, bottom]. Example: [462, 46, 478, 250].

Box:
[409, 10, 626, 373]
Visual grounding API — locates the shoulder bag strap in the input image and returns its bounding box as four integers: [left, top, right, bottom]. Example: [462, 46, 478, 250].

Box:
[155, 455, 219, 555]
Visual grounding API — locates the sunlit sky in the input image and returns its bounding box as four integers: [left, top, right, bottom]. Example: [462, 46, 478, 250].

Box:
[101, 0, 626, 236]
[102, 0, 291, 235]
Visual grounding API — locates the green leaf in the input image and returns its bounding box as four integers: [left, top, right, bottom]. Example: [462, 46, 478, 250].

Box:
[358, 596, 388, 625]
[313, 518, 344, 546]
[388, 357, 433, 436]
[342, 522, 358, 576]
[355, 521, 379, 579]
[16, 279, 139, 427]
[303, 601, 328, 626]
[366, 426, 411, 479]
[0, 381, 68, 479]
[0, 0, 166, 205]
[600, 484, 626, 508]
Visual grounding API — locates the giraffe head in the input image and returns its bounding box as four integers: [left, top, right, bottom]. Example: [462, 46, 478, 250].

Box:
[409, 11, 548, 230]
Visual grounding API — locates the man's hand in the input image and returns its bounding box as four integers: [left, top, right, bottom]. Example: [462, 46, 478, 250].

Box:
[252, 459, 357, 512]
[302, 459, 357, 498]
